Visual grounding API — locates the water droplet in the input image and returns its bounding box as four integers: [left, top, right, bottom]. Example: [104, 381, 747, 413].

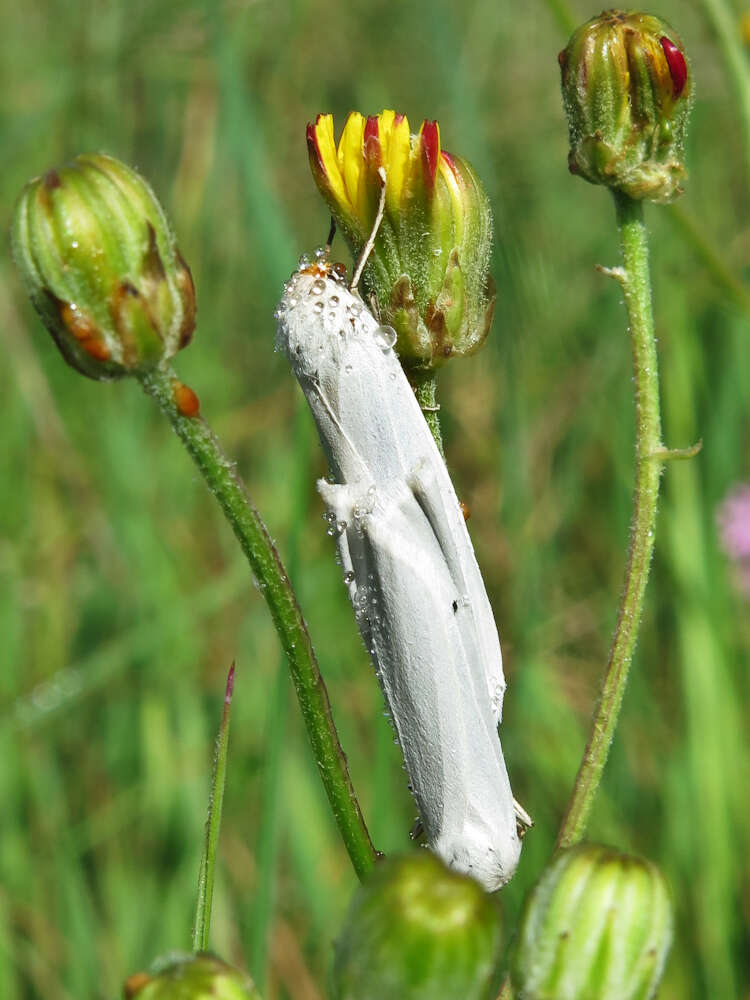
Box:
[71, 240, 79, 249]
[298, 253, 311, 269]
[288, 296, 298, 308]
[330, 294, 339, 305]
[389, 371, 397, 381]
[374, 325, 397, 351]
[313, 246, 326, 260]
[344, 570, 355, 584]
[337, 520, 347, 534]
[312, 278, 327, 294]
[312, 300, 324, 314]
[344, 363, 353, 373]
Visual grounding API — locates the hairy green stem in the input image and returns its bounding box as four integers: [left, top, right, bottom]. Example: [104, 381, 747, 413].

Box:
[193, 662, 235, 951]
[556, 191, 665, 849]
[412, 373, 444, 456]
[139, 366, 377, 880]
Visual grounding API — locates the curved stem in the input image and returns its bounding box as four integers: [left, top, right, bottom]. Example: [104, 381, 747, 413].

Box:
[556, 191, 665, 849]
[139, 366, 378, 880]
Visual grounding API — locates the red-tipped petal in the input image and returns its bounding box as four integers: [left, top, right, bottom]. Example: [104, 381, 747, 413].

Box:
[660, 37, 688, 99]
[440, 151, 459, 179]
[306, 120, 325, 170]
[420, 120, 440, 190]
[225, 661, 235, 703]
[363, 115, 382, 168]
[364, 116, 380, 144]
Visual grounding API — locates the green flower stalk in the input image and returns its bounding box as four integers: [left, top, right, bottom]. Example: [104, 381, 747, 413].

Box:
[124, 953, 262, 1000]
[556, 14, 696, 850]
[513, 844, 673, 1000]
[307, 111, 495, 376]
[11, 153, 196, 378]
[559, 11, 691, 202]
[11, 154, 377, 881]
[332, 852, 503, 1000]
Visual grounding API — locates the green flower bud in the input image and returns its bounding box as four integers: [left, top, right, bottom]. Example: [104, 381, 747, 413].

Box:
[332, 851, 502, 1000]
[308, 111, 495, 375]
[513, 844, 673, 1000]
[123, 952, 261, 1000]
[559, 11, 691, 202]
[11, 153, 196, 380]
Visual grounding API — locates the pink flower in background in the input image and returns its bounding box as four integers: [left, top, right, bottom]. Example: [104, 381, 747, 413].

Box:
[717, 484, 750, 595]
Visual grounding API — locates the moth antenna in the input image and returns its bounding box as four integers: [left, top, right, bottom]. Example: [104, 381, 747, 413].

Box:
[324, 216, 336, 257]
[350, 166, 387, 293]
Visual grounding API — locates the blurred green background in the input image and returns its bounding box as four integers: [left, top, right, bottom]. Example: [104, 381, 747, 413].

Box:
[1, 0, 749, 997]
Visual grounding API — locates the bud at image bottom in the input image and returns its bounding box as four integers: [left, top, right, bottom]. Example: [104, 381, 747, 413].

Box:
[513, 843, 673, 1000]
[332, 851, 503, 1000]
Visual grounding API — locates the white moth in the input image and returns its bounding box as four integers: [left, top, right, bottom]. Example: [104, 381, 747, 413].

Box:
[275, 254, 522, 891]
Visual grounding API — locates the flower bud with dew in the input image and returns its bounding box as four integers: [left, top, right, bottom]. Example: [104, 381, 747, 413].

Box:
[11, 153, 195, 380]
[307, 111, 495, 376]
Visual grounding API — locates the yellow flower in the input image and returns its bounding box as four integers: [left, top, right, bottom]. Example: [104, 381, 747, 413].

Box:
[307, 111, 496, 374]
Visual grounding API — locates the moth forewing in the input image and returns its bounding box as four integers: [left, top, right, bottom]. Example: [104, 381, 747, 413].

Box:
[276, 261, 521, 890]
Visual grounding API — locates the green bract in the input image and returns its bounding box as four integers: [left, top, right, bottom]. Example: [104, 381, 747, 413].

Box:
[513, 843, 673, 1000]
[123, 952, 261, 1000]
[332, 851, 503, 1000]
[11, 153, 195, 380]
[559, 11, 691, 202]
[308, 112, 495, 375]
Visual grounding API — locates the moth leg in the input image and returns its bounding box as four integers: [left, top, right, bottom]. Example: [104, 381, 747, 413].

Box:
[513, 798, 534, 838]
[317, 478, 374, 648]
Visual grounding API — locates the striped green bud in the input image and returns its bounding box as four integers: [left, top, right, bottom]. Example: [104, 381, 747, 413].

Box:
[11, 153, 195, 380]
[559, 11, 691, 202]
[123, 952, 261, 1000]
[332, 851, 503, 1000]
[513, 844, 673, 1000]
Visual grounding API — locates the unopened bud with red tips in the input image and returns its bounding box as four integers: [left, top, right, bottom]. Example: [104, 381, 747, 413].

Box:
[559, 11, 691, 202]
[332, 851, 502, 1000]
[307, 111, 495, 375]
[513, 843, 673, 1000]
[123, 952, 261, 1000]
[11, 153, 196, 380]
